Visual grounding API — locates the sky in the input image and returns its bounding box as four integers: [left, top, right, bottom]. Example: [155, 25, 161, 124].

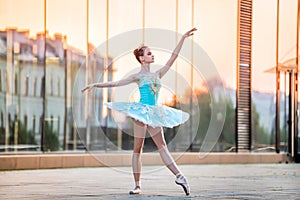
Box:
[0, 0, 298, 94]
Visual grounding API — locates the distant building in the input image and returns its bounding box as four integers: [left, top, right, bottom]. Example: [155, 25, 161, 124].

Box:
[0, 28, 107, 150]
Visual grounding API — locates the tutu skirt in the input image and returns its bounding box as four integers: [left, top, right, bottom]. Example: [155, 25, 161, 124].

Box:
[104, 102, 189, 128]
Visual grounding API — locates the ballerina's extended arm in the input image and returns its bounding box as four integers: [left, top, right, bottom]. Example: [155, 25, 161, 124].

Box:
[156, 28, 197, 78]
[81, 73, 138, 93]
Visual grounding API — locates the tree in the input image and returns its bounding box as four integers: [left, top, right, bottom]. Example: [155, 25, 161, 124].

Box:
[219, 99, 235, 150]
[252, 104, 273, 148]
[10, 120, 37, 145]
[44, 122, 60, 151]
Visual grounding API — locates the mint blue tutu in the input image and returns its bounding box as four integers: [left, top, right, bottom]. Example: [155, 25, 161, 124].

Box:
[105, 74, 189, 128]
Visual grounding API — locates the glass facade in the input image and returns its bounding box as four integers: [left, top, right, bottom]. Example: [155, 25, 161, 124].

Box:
[252, 0, 298, 152]
[0, 0, 297, 155]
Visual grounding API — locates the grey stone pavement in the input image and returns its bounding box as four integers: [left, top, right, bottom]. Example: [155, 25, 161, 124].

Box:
[0, 164, 299, 200]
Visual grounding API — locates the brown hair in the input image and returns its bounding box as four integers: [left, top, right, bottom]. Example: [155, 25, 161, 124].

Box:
[133, 46, 147, 63]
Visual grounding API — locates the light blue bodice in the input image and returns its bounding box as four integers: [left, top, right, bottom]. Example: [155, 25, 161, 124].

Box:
[138, 75, 161, 106]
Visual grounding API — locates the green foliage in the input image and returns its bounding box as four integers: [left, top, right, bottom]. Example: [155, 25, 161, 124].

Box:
[10, 120, 37, 145]
[7, 120, 60, 151]
[252, 104, 273, 147]
[191, 91, 272, 151]
[0, 127, 6, 144]
[191, 91, 235, 150]
[44, 122, 60, 151]
[195, 92, 211, 143]
[220, 99, 235, 146]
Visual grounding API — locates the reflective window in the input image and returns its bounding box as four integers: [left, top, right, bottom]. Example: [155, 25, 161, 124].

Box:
[0, 0, 296, 154]
[252, 0, 297, 152]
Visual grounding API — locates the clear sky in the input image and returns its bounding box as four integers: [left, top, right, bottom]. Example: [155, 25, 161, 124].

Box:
[0, 0, 297, 93]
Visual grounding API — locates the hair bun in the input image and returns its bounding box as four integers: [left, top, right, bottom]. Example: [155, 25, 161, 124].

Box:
[133, 48, 139, 57]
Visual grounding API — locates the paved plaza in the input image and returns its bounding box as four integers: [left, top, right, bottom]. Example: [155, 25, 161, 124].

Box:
[0, 164, 299, 199]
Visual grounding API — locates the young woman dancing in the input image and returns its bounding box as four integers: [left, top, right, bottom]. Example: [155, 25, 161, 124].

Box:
[82, 28, 197, 196]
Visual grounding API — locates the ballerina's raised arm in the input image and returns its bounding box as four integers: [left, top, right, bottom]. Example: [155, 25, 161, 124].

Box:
[156, 27, 197, 78]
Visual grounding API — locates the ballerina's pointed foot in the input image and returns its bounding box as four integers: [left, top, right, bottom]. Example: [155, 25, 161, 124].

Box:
[129, 186, 141, 195]
[175, 175, 190, 196]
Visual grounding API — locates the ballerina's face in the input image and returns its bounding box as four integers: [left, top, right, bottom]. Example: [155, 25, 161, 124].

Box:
[141, 48, 154, 64]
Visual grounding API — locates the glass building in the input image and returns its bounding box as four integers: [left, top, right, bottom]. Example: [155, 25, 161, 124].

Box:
[0, 0, 299, 162]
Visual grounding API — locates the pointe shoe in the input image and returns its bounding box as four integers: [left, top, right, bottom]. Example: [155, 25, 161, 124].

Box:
[175, 175, 190, 196]
[129, 186, 141, 195]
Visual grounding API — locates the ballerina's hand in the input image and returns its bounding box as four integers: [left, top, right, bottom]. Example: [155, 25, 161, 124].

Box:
[81, 84, 95, 93]
[183, 27, 197, 38]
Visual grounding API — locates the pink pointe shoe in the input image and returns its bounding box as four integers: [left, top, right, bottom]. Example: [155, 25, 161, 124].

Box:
[175, 175, 190, 196]
[129, 186, 141, 195]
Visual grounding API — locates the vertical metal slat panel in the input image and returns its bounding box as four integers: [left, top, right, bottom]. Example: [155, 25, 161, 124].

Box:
[236, 0, 252, 152]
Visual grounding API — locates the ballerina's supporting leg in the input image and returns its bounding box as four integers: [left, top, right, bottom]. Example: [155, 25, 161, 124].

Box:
[147, 126, 190, 196]
[130, 121, 147, 194]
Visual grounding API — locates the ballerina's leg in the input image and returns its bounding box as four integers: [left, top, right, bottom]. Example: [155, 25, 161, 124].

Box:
[130, 121, 147, 194]
[147, 126, 181, 175]
[147, 126, 190, 195]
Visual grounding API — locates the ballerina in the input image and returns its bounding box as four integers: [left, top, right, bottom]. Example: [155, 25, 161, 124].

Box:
[82, 28, 197, 196]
